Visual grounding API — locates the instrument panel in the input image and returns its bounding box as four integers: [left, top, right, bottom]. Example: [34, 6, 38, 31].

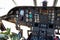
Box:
[2, 7, 60, 40]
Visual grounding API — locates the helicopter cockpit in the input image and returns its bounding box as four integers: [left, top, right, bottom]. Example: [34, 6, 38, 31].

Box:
[0, 0, 60, 40]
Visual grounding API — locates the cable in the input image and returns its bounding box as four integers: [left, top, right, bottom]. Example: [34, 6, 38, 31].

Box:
[12, 0, 17, 5]
[53, 0, 58, 6]
[33, 0, 37, 6]
[12, 0, 37, 6]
